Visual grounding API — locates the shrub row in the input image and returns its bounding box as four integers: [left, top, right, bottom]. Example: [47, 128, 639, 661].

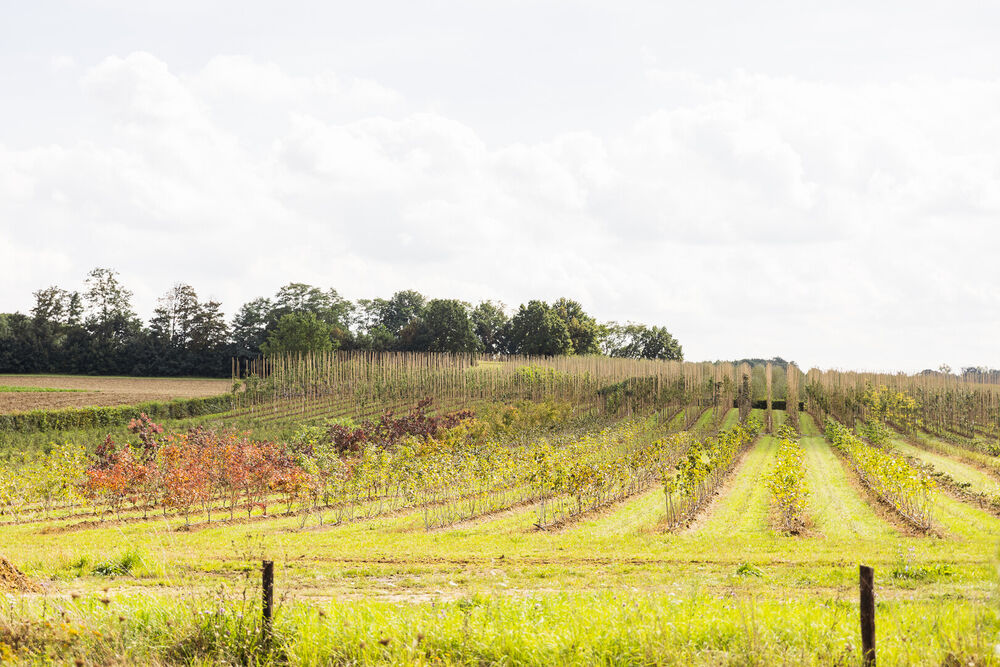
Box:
[825, 418, 936, 530]
[766, 425, 809, 533]
[662, 415, 763, 528]
[0, 394, 233, 433]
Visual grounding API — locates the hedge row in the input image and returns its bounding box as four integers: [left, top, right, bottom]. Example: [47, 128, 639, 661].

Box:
[0, 394, 233, 433]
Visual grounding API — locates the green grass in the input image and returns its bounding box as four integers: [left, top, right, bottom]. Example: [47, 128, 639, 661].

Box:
[910, 431, 1000, 477]
[691, 406, 717, 433]
[798, 413, 898, 541]
[0, 385, 82, 393]
[3, 408, 1000, 664]
[894, 438, 1000, 496]
[697, 434, 776, 536]
[719, 406, 740, 430]
[2, 590, 996, 666]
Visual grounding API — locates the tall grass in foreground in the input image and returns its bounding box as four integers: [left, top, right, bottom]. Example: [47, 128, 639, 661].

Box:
[1, 592, 997, 665]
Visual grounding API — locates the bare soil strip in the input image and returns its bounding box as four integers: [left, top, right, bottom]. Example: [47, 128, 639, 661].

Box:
[0, 375, 231, 412]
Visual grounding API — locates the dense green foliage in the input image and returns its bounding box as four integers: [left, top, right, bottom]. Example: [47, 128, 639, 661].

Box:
[504, 300, 574, 355]
[602, 322, 683, 360]
[824, 418, 936, 530]
[766, 425, 809, 532]
[0, 394, 231, 433]
[662, 415, 762, 526]
[259, 313, 334, 356]
[0, 270, 682, 377]
[398, 298, 480, 353]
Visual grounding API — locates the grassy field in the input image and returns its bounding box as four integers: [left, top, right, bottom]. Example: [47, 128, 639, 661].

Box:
[1, 383, 999, 664]
[895, 438, 1000, 495]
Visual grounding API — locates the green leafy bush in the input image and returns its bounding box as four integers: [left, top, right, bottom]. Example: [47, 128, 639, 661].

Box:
[0, 394, 231, 433]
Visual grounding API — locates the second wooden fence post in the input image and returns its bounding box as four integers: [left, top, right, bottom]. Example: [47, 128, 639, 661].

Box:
[860, 564, 875, 666]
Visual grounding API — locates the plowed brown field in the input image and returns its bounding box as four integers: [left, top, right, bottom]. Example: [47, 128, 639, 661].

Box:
[0, 375, 231, 413]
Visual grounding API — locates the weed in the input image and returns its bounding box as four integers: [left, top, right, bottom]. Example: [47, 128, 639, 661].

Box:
[92, 548, 144, 577]
[736, 563, 763, 578]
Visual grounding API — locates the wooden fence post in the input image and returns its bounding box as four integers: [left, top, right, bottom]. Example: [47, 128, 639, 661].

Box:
[262, 560, 274, 648]
[860, 564, 875, 666]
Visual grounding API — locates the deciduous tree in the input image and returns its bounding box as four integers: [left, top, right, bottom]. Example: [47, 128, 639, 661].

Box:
[261, 312, 334, 355]
[505, 301, 573, 356]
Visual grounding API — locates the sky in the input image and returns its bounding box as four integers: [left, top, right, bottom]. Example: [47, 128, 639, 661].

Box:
[2, 1, 1000, 372]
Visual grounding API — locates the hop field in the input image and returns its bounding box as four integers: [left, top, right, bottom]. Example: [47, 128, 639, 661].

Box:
[1, 357, 999, 665]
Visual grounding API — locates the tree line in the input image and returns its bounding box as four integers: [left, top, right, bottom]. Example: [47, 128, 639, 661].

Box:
[0, 268, 682, 378]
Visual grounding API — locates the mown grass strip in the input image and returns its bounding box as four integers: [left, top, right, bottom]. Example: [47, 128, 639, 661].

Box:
[798, 431, 896, 540]
[908, 431, 1000, 481]
[0, 385, 83, 393]
[695, 434, 776, 536]
[892, 437, 1000, 520]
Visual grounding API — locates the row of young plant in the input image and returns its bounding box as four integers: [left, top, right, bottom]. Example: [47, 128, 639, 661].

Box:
[0, 401, 476, 525]
[301, 416, 645, 530]
[1, 415, 328, 526]
[0, 400, 614, 529]
[0, 441, 89, 520]
[804, 369, 1000, 448]
[528, 419, 687, 528]
[905, 458, 1000, 518]
[766, 425, 809, 533]
[824, 418, 937, 531]
[661, 414, 763, 528]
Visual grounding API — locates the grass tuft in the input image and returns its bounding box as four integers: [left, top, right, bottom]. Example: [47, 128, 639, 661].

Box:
[91, 548, 144, 577]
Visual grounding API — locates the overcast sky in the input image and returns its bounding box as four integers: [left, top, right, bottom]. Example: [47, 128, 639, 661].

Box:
[2, 1, 999, 371]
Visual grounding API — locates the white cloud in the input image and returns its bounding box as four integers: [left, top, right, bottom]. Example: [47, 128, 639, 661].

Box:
[194, 55, 401, 113]
[82, 52, 205, 124]
[2, 50, 1000, 371]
